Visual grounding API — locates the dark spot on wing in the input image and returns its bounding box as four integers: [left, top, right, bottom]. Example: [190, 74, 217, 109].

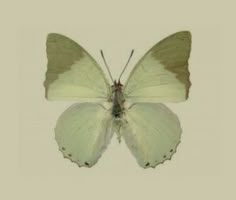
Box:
[62, 147, 65, 151]
[85, 162, 89, 166]
[145, 162, 150, 167]
[163, 155, 166, 158]
[68, 153, 72, 157]
[170, 149, 173, 152]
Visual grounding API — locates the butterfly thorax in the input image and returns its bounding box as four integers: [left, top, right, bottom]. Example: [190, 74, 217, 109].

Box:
[111, 80, 125, 118]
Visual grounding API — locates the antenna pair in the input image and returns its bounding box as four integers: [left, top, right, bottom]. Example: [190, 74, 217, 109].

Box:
[100, 49, 134, 82]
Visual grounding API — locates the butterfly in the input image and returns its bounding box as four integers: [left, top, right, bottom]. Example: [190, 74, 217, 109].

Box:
[44, 31, 191, 168]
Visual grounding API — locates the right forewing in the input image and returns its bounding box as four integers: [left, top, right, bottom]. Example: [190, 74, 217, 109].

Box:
[123, 31, 191, 103]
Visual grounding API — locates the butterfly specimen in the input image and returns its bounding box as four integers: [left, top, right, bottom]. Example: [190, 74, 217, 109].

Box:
[44, 31, 191, 168]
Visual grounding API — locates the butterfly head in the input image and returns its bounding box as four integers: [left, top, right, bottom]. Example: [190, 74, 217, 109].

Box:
[112, 80, 123, 92]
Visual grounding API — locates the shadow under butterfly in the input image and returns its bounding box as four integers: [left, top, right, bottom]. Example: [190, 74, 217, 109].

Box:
[44, 31, 191, 168]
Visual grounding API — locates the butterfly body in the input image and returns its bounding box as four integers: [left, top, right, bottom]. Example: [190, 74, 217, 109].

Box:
[111, 80, 125, 118]
[44, 31, 191, 168]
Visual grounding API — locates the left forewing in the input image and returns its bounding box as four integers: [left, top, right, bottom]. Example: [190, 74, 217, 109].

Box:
[44, 33, 111, 101]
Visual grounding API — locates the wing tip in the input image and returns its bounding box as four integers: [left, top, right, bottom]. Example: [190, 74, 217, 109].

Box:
[175, 30, 192, 38]
[47, 33, 66, 41]
[46, 33, 78, 46]
[166, 30, 192, 44]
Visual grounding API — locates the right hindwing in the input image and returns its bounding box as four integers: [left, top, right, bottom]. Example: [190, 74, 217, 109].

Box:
[120, 103, 182, 168]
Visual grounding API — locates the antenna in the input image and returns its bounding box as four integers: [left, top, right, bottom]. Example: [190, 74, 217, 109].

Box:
[118, 49, 134, 81]
[100, 50, 114, 82]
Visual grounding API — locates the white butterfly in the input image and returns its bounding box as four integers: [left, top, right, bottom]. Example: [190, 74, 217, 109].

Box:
[44, 31, 191, 168]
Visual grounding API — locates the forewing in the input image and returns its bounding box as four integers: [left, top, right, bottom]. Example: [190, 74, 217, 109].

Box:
[55, 103, 113, 167]
[123, 31, 191, 103]
[44, 33, 111, 101]
[120, 103, 181, 168]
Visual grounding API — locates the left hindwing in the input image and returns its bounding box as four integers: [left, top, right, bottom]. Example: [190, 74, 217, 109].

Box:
[55, 103, 113, 167]
[123, 31, 191, 103]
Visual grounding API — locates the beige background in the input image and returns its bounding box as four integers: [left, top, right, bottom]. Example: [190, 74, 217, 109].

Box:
[0, 0, 234, 199]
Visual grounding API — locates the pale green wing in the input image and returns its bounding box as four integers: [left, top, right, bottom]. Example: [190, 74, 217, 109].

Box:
[120, 103, 181, 168]
[123, 31, 191, 103]
[44, 33, 111, 101]
[55, 103, 113, 167]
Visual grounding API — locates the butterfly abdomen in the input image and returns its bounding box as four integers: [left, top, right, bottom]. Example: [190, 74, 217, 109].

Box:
[112, 102, 122, 118]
